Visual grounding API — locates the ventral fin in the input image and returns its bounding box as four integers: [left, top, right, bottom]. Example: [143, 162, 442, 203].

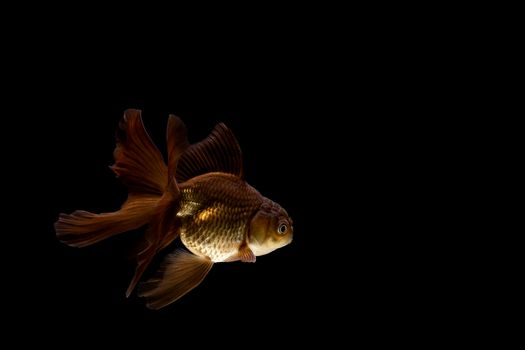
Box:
[176, 123, 243, 182]
[138, 249, 213, 309]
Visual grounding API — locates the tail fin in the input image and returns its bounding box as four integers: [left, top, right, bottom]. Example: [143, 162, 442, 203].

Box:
[110, 109, 168, 195]
[55, 109, 168, 247]
[56, 111, 191, 299]
[55, 194, 159, 247]
[125, 179, 181, 297]
[125, 115, 189, 296]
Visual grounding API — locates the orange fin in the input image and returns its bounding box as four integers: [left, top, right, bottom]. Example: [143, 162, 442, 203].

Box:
[55, 194, 159, 247]
[166, 115, 189, 180]
[225, 245, 256, 263]
[110, 109, 167, 195]
[126, 224, 177, 298]
[138, 249, 213, 309]
[127, 115, 188, 297]
[126, 180, 181, 297]
[176, 123, 243, 182]
[157, 178, 182, 250]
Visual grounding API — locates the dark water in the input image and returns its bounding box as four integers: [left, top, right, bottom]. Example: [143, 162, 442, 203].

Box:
[10, 63, 433, 345]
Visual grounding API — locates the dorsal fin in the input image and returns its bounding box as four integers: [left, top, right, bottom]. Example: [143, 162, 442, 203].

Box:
[175, 123, 243, 182]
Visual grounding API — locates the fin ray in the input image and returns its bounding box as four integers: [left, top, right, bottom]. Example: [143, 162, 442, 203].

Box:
[55, 194, 159, 247]
[138, 249, 213, 309]
[225, 245, 256, 263]
[110, 109, 167, 195]
[176, 123, 243, 182]
[126, 179, 181, 297]
[167, 115, 189, 180]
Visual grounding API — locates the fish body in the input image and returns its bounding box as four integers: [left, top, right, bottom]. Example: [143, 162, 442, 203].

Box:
[178, 172, 263, 262]
[55, 109, 293, 309]
[178, 173, 292, 262]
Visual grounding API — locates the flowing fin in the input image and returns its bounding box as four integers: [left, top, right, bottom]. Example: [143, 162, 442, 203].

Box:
[176, 123, 243, 182]
[167, 115, 189, 180]
[225, 245, 256, 263]
[56, 110, 168, 247]
[138, 249, 213, 309]
[55, 194, 159, 247]
[110, 109, 167, 195]
[126, 179, 181, 297]
[127, 116, 188, 297]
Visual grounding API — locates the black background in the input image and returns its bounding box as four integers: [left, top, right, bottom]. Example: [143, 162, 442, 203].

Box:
[5, 22, 435, 345]
[19, 71, 351, 340]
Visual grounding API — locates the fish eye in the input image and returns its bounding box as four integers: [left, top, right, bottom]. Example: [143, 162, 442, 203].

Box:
[277, 223, 288, 235]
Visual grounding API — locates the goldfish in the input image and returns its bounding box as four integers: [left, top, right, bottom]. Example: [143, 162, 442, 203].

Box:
[55, 109, 293, 309]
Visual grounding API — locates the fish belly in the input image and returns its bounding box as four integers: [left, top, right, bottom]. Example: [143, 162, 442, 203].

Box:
[180, 225, 244, 262]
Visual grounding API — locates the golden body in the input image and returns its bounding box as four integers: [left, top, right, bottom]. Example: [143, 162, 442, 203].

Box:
[178, 173, 263, 262]
[55, 109, 293, 309]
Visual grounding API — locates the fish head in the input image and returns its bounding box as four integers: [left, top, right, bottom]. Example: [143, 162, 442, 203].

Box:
[247, 199, 293, 256]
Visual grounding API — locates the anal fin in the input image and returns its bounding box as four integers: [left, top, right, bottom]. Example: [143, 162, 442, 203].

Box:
[138, 249, 213, 309]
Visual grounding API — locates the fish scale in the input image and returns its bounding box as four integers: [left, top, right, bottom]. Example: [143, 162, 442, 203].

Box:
[178, 172, 263, 262]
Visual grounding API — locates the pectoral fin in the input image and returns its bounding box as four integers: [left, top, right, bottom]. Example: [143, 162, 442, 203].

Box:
[225, 245, 256, 263]
[138, 249, 213, 309]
